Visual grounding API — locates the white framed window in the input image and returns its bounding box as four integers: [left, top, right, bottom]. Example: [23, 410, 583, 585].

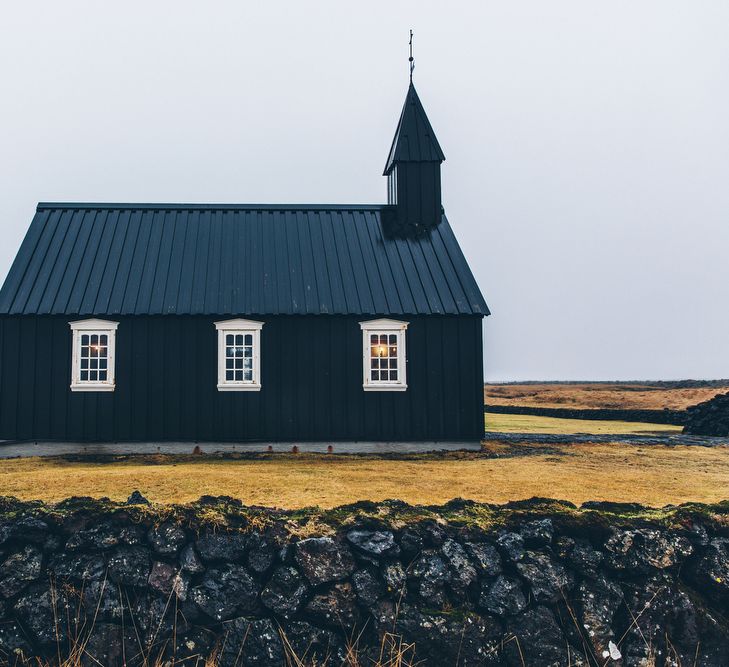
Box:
[360, 319, 408, 391]
[215, 319, 263, 391]
[69, 319, 119, 392]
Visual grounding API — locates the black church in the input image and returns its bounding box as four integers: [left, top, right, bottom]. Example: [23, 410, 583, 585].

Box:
[0, 82, 489, 444]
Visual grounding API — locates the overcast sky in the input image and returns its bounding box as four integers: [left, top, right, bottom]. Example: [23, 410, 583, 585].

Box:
[1, 2, 727, 381]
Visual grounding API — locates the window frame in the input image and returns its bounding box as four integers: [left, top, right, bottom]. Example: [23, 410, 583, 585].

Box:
[69, 319, 119, 392]
[215, 319, 264, 391]
[360, 318, 408, 392]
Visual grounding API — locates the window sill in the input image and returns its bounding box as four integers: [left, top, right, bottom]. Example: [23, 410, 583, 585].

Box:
[363, 384, 407, 392]
[70, 384, 115, 392]
[217, 383, 262, 392]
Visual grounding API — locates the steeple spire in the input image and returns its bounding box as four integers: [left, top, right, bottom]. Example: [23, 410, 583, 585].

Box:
[409, 29, 414, 83]
[383, 56, 446, 235]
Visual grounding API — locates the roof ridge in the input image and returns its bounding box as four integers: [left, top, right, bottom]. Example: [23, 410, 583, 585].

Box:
[37, 203, 386, 212]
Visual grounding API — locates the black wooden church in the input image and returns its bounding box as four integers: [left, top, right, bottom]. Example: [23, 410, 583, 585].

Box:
[0, 83, 489, 444]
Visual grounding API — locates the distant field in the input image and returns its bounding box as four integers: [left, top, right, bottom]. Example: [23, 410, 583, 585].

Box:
[485, 412, 682, 435]
[484, 382, 729, 411]
[1, 442, 726, 507]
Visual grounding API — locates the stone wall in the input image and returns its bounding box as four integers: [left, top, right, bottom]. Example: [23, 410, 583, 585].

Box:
[684, 392, 729, 436]
[0, 496, 727, 666]
[485, 404, 688, 425]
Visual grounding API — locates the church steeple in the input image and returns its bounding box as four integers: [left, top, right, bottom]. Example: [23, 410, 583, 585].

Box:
[384, 82, 446, 233]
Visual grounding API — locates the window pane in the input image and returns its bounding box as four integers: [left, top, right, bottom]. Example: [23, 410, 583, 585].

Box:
[244, 359, 252, 369]
[80, 371, 88, 381]
[371, 359, 378, 369]
[234, 370, 243, 381]
[379, 334, 387, 344]
[235, 334, 244, 346]
[226, 346, 234, 357]
[370, 334, 378, 344]
[389, 334, 397, 345]
[81, 334, 89, 345]
[390, 370, 398, 381]
[226, 370, 234, 381]
[90, 334, 98, 346]
[99, 371, 107, 381]
[244, 346, 252, 358]
[226, 334, 234, 345]
[244, 370, 253, 382]
[226, 358, 234, 369]
[90, 371, 98, 381]
[100, 359, 107, 370]
[99, 335, 108, 345]
[244, 334, 253, 345]
[390, 359, 397, 369]
[235, 358, 243, 369]
[371, 370, 379, 381]
[90, 359, 98, 369]
[389, 346, 397, 357]
[81, 358, 88, 369]
[81, 346, 89, 357]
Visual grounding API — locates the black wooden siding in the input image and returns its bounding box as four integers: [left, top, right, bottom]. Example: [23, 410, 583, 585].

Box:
[0, 315, 483, 442]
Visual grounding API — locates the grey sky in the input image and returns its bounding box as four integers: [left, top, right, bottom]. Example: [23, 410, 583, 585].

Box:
[1, 2, 727, 381]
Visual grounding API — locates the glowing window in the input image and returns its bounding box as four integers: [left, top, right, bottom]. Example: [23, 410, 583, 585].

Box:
[359, 319, 408, 391]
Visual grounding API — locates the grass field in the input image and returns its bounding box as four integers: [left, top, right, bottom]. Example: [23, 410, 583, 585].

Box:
[1, 440, 727, 508]
[484, 382, 728, 410]
[485, 412, 682, 434]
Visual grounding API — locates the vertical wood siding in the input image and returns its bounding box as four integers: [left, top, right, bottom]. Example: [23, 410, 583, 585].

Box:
[0, 315, 484, 442]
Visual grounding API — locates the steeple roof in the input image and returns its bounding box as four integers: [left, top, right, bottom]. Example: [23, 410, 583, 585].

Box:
[384, 83, 446, 175]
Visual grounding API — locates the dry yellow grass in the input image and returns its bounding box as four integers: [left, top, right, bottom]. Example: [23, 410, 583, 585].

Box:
[485, 412, 682, 434]
[1, 442, 727, 508]
[484, 382, 728, 410]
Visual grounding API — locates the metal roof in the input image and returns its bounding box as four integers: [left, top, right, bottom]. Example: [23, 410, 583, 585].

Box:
[0, 203, 489, 317]
[384, 83, 446, 175]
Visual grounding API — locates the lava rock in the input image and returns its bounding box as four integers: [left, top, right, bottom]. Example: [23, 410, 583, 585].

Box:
[574, 574, 623, 659]
[568, 539, 604, 576]
[686, 538, 729, 607]
[409, 550, 450, 606]
[505, 606, 585, 666]
[0, 617, 33, 660]
[464, 541, 502, 577]
[281, 620, 348, 666]
[399, 529, 424, 557]
[148, 561, 189, 601]
[441, 539, 478, 597]
[352, 567, 385, 607]
[388, 604, 503, 666]
[478, 575, 527, 616]
[80, 622, 139, 667]
[346, 529, 400, 559]
[219, 617, 284, 667]
[66, 522, 144, 551]
[148, 522, 187, 555]
[0, 545, 43, 598]
[0, 517, 49, 547]
[520, 518, 554, 546]
[605, 528, 693, 571]
[106, 545, 152, 588]
[247, 532, 277, 574]
[516, 551, 573, 602]
[196, 531, 248, 563]
[295, 537, 356, 586]
[179, 543, 205, 573]
[14, 583, 76, 646]
[496, 532, 525, 562]
[260, 566, 308, 618]
[49, 551, 105, 582]
[305, 581, 358, 629]
[191, 565, 259, 621]
[126, 490, 150, 505]
[383, 561, 406, 595]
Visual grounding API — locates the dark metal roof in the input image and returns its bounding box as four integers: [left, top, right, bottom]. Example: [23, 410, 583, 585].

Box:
[0, 203, 488, 317]
[384, 83, 446, 175]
